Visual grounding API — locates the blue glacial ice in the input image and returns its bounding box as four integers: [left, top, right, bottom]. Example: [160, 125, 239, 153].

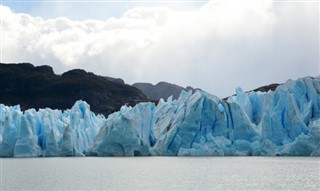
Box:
[0, 101, 105, 157]
[0, 76, 319, 157]
[90, 76, 320, 156]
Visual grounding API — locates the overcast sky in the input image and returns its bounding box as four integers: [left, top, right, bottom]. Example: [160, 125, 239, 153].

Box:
[1, 0, 319, 97]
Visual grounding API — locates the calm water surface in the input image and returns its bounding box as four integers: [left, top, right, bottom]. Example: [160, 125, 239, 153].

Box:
[1, 157, 319, 191]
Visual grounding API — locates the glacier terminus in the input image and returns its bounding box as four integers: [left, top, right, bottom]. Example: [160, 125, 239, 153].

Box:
[0, 77, 319, 157]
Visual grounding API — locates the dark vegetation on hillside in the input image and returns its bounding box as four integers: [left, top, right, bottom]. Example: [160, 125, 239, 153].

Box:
[0, 63, 148, 116]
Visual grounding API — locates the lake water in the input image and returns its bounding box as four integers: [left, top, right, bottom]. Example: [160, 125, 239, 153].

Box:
[1, 157, 319, 190]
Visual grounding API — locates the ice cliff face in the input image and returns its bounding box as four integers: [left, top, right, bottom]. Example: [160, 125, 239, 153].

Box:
[0, 101, 105, 157]
[0, 77, 319, 157]
[89, 76, 320, 156]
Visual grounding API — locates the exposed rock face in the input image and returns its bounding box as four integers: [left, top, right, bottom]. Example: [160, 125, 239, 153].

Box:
[103, 76, 125, 85]
[132, 81, 200, 100]
[223, 83, 281, 100]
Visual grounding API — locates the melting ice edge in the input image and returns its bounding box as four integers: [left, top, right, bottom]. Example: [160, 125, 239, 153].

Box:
[1, 77, 319, 157]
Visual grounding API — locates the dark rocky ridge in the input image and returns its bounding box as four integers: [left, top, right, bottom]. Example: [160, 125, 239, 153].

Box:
[0, 63, 148, 116]
[252, 83, 280, 92]
[222, 83, 282, 100]
[103, 76, 125, 85]
[133, 81, 201, 100]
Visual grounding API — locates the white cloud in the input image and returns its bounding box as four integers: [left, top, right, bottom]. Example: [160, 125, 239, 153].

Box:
[1, 0, 319, 97]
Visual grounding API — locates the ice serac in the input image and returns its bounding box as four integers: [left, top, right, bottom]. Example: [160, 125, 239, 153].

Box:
[89, 103, 155, 156]
[14, 115, 41, 157]
[0, 105, 21, 157]
[89, 76, 320, 156]
[0, 100, 105, 157]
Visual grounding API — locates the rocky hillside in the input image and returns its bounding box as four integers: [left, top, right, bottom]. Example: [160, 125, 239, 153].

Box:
[222, 83, 281, 100]
[132, 81, 200, 100]
[0, 63, 148, 116]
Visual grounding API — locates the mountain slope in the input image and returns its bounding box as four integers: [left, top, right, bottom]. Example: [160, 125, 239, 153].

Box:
[0, 63, 148, 116]
[132, 81, 200, 100]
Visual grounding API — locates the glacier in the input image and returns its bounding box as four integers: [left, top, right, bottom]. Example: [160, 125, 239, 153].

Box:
[0, 101, 105, 157]
[0, 76, 319, 157]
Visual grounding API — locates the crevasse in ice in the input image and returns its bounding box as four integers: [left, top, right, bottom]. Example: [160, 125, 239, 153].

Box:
[0, 76, 319, 157]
